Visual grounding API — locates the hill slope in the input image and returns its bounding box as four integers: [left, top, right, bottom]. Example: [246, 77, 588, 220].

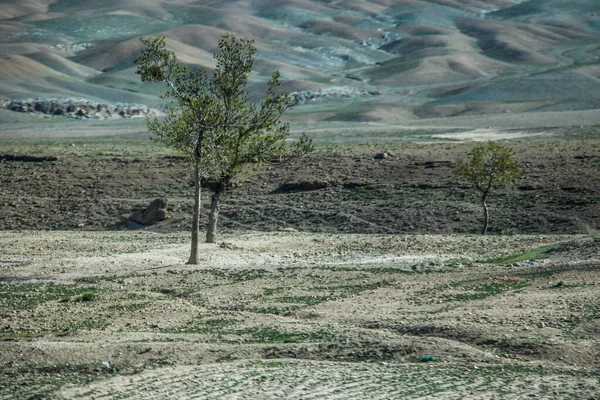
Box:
[0, 0, 599, 123]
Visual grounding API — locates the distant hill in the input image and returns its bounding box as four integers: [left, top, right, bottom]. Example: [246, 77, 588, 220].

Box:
[1, 0, 599, 122]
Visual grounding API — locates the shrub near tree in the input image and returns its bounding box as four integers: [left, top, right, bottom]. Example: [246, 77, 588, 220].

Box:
[135, 34, 311, 264]
[455, 141, 520, 234]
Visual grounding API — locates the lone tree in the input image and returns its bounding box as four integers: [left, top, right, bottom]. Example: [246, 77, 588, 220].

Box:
[455, 141, 520, 234]
[135, 34, 309, 263]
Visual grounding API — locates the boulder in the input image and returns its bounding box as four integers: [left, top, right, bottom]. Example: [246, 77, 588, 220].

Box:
[129, 198, 169, 225]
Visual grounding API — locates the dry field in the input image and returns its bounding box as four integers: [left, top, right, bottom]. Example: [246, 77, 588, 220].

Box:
[1, 110, 599, 399]
[1, 1, 600, 398]
[1, 230, 599, 399]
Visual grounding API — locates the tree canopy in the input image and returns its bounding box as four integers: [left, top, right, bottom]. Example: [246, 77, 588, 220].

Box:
[135, 34, 310, 262]
[456, 141, 520, 234]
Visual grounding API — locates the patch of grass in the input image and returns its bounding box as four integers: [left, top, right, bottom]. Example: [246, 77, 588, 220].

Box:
[263, 286, 287, 296]
[444, 281, 529, 302]
[53, 319, 110, 337]
[276, 295, 338, 306]
[0, 362, 128, 400]
[72, 292, 97, 302]
[139, 318, 241, 335]
[486, 244, 556, 264]
[250, 305, 296, 315]
[255, 281, 391, 314]
[0, 283, 101, 310]
[207, 268, 271, 283]
[559, 302, 600, 335]
[364, 267, 418, 274]
[234, 326, 339, 344]
[216, 354, 240, 362]
[313, 282, 390, 293]
[0, 331, 43, 341]
[104, 301, 149, 312]
[546, 281, 591, 290]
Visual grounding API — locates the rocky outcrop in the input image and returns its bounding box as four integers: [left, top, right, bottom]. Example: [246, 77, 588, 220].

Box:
[129, 199, 169, 226]
[291, 87, 380, 103]
[2, 98, 163, 120]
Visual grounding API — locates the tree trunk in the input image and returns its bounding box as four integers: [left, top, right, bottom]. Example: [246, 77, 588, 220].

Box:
[187, 162, 201, 264]
[206, 185, 224, 244]
[481, 193, 489, 235]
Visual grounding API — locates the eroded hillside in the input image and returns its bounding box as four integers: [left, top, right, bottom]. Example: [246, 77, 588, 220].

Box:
[1, 0, 599, 123]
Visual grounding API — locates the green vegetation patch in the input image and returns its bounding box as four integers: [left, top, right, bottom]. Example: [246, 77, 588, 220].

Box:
[275, 295, 337, 306]
[133, 318, 241, 335]
[313, 282, 388, 293]
[0, 362, 130, 400]
[254, 281, 390, 314]
[486, 244, 556, 264]
[129, 320, 339, 345]
[235, 326, 339, 344]
[206, 268, 271, 283]
[0, 283, 101, 310]
[444, 281, 529, 302]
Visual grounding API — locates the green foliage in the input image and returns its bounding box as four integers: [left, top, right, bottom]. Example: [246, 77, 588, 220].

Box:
[455, 141, 520, 234]
[135, 33, 311, 249]
[134, 33, 307, 180]
[134, 35, 219, 172]
[455, 141, 520, 196]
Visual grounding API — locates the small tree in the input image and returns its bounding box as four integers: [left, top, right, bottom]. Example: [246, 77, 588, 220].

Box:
[135, 34, 309, 263]
[455, 141, 520, 234]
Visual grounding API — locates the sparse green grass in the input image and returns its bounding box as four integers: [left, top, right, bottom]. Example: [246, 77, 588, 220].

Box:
[206, 268, 271, 283]
[104, 301, 150, 312]
[254, 281, 391, 314]
[444, 281, 529, 302]
[234, 326, 340, 344]
[71, 292, 98, 302]
[486, 244, 556, 264]
[0, 230, 597, 398]
[545, 281, 592, 290]
[0, 283, 101, 310]
[0, 362, 119, 400]
[157, 318, 241, 335]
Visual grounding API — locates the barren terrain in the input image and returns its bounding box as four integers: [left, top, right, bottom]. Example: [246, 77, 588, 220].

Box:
[1, 119, 599, 236]
[1, 1, 600, 398]
[1, 230, 599, 399]
[1, 117, 599, 398]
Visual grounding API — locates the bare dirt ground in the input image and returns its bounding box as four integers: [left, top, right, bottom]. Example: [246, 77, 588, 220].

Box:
[1, 128, 599, 235]
[1, 118, 599, 398]
[0, 231, 599, 399]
